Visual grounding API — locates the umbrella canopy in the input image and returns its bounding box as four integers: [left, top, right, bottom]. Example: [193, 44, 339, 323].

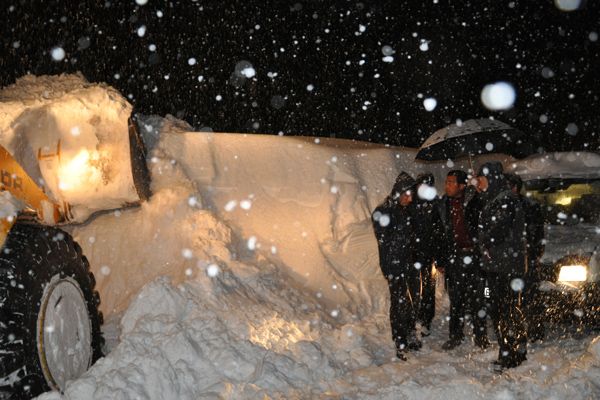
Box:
[416, 119, 536, 161]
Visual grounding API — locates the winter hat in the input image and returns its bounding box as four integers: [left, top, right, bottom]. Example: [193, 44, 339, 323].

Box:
[505, 173, 523, 192]
[477, 161, 507, 195]
[416, 172, 435, 187]
[392, 171, 416, 195]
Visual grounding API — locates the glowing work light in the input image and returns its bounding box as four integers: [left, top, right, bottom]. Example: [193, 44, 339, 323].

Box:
[557, 264, 587, 282]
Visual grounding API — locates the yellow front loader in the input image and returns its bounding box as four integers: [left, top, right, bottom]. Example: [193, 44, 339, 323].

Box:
[0, 117, 150, 398]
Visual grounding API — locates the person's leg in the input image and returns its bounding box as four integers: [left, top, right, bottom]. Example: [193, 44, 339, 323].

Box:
[486, 273, 502, 348]
[443, 271, 466, 349]
[496, 275, 527, 368]
[420, 260, 436, 330]
[404, 271, 422, 350]
[388, 276, 404, 349]
[468, 267, 490, 347]
[525, 263, 545, 341]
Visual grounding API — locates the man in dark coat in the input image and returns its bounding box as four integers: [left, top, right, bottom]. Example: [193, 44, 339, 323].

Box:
[372, 171, 421, 360]
[436, 170, 490, 350]
[476, 162, 528, 370]
[505, 173, 546, 342]
[413, 172, 442, 335]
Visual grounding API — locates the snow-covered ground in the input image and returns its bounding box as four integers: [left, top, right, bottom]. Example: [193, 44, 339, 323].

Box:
[2, 75, 598, 399]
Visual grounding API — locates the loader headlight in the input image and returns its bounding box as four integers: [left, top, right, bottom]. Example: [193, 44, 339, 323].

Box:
[57, 149, 102, 192]
[557, 264, 588, 282]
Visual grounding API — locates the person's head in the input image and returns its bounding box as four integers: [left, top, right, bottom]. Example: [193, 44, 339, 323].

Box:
[476, 162, 505, 193]
[445, 170, 468, 198]
[399, 190, 413, 206]
[505, 173, 523, 195]
[392, 171, 416, 206]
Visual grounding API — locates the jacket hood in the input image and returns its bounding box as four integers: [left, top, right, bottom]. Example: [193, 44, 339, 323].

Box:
[392, 171, 416, 197]
[477, 161, 508, 198]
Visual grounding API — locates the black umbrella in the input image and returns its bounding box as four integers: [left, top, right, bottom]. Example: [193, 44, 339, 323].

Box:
[415, 119, 536, 161]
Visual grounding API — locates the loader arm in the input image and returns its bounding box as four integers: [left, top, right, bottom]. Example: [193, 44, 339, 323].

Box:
[0, 145, 62, 247]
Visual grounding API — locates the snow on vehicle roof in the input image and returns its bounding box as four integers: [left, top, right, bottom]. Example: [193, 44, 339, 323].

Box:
[507, 151, 600, 181]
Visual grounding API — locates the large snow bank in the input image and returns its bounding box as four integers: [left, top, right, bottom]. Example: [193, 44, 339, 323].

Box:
[0, 74, 140, 222]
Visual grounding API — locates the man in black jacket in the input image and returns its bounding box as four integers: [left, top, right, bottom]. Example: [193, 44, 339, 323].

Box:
[372, 171, 421, 360]
[476, 162, 528, 370]
[437, 170, 489, 350]
[505, 173, 546, 342]
[413, 172, 442, 336]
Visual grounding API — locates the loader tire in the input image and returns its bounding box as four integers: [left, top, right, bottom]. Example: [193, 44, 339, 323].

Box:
[0, 222, 103, 399]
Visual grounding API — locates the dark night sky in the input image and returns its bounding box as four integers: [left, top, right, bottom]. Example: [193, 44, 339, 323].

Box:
[1, 0, 599, 152]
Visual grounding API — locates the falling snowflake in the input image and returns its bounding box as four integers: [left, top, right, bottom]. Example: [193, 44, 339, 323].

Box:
[50, 47, 65, 61]
[241, 67, 256, 78]
[100, 265, 111, 276]
[381, 45, 395, 56]
[554, 0, 582, 12]
[423, 98, 437, 111]
[481, 81, 516, 110]
[510, 278, 524, 291]
[240, 199, 252, 210]
[247, 236, 258, 250]
[207, 264, 220, 277]
[182, 248, 193, 259]
[418, 184, 437, 200]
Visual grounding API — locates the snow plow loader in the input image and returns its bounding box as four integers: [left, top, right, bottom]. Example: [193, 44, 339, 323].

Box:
[0, 75, 150, 398]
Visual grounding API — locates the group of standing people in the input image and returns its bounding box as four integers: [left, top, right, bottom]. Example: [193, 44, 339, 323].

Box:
[371, 162, 545, 371]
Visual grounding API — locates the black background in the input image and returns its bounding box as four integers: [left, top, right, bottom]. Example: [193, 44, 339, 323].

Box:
[1, 0, 599, 151]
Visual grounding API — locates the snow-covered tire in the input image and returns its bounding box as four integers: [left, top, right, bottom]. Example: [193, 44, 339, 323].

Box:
[0, 222, 103, 398]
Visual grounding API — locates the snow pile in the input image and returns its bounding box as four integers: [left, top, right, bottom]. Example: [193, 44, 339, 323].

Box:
[0, 74, 140, 222]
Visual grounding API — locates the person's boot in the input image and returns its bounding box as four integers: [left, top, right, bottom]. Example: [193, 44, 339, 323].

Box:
[407, 331, 422, 351]
[396, 349, 408, 361]
[420, 323, 431, 337]
[407, 340, 422, 351]
[528, 324, 545, 343]
[442, 337, 463, 350]
[474, 335, 491, 350]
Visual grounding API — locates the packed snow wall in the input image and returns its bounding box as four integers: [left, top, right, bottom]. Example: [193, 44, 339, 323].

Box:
[0, 74, 141, 222]
[140, 124, 462, 317]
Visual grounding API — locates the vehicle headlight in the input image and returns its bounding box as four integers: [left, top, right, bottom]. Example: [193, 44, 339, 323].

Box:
[557, 264, 588, 282]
